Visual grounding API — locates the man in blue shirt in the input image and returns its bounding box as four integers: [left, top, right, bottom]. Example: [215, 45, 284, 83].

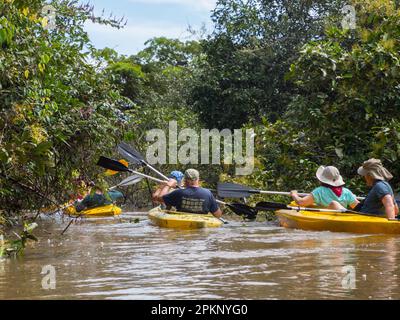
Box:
[357, 158, 399, 219]
[152, 169, 223, 218]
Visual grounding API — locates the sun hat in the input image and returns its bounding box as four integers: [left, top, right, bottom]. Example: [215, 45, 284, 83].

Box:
[168, 171, 184, 184]
[316, 166, 345, 187]
[357, 158, 393, 181]
[184, 169, 200, 181]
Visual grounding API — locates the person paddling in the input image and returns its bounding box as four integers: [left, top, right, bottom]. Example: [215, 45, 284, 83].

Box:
[152, 171, 184, 203]
[74, 184, 124, 212]
[356, 159, 399, 220]
[152, 169, 223, 218]
[290, 166, 359, 210]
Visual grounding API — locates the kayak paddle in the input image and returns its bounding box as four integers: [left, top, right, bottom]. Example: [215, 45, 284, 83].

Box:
[255, 201, 384, 217]
[218, 182, 308, 198]
[118, 142, 170, 181]
[221, 202, 258, 220]
[105, 159, 129, 176]
[218, 182, 366, 200]
[118, 143, 218, 193]
[117, 142, 145, 165]
[255, 201, 354, 213]
[97, 156, 165, 183]
[118, 142, 170, 208]
[119, 142, 218, 192]
[109, 174, 144, 190]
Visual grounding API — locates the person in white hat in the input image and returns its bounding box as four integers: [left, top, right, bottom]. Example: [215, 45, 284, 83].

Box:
[290, 166, 359, 210]
[356, 158, 398, 219]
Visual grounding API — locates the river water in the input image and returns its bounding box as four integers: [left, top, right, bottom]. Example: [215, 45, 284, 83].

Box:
[0, 211, 399, 300]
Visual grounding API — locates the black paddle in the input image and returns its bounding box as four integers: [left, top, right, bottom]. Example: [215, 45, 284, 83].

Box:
[118, 142, 145, 165]
[223, 202, 258, 220]
[97, 156, 259, 221]
[97, 156, 130, 173]
[97, 156, 165, 182]
[118, 143, 164, 207]
[118, 142, 169, 180]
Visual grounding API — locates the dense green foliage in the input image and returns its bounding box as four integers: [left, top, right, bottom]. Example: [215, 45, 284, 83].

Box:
[0, 0, 129, 216]
[190, 0, 345, 129]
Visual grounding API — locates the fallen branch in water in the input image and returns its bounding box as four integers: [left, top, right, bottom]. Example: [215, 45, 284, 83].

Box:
[61, 213, 84, 236]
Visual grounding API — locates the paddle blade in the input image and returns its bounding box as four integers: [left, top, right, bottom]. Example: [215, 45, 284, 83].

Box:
[118, 142, 145, 165]
[226, 203, 258, 220]
[105, 159, 129, 176]
[97, 156, 131, 173]
[255, 201, 288, 211]
[117, 174, 144, 187]
[217, 182, 254, 198]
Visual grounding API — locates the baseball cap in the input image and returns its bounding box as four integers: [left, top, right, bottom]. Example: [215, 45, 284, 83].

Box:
[184, 169, 200, 181]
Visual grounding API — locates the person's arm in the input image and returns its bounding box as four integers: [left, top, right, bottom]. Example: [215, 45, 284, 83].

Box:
[108, 190, 124, 202]
[208, 192, 222, 218]
[212, 208, 223, 218]
[348, 190, 360, 209]
[152, 185, 167, 203]
[75, 195, 89, 212]
[382, 194, 396, 220]
[375, 183, 397, 219]
[290, 191, 314, 207]
[349, 199, 360, 210]
[381, 194, 396, 220]
[152, 179, 177, 204]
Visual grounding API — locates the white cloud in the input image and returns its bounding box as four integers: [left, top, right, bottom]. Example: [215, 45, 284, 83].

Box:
[85, 21, 196, 55]
[83, 0, 217, 55]
[127, 0, 216, 11]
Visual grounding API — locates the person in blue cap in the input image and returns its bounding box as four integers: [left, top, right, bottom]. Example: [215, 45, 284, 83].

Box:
[169, 171, 184, 187]
[152, 171, 184, 208]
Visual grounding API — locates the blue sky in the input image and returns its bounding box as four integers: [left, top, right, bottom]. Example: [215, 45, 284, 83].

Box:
[83, 0, 217, 55]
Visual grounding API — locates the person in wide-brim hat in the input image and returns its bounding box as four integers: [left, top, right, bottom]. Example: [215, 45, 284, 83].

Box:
[291, 166, 359, 210]
[315, 165, 345, 187]
[357, 158, 393, 181]
[356, 158, 398, 219]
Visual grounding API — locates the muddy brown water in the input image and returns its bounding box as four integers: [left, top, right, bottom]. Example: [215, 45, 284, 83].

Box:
[0, 211, 399, 300]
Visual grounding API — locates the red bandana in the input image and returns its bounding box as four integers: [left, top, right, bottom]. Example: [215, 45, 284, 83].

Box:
[329, 186, 343, 197]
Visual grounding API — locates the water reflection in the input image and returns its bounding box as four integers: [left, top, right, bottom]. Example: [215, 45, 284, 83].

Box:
[0, 212, 399, 299]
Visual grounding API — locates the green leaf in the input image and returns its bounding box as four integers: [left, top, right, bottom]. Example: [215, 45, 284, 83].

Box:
[0, 29, 6, 45]
[41, 54, 51, 64]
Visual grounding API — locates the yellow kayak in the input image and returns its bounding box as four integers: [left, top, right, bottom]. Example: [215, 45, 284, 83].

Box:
[148, 207, 223, 229]
[64, 204, 122, 217]
[276, 208, 400, 234]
